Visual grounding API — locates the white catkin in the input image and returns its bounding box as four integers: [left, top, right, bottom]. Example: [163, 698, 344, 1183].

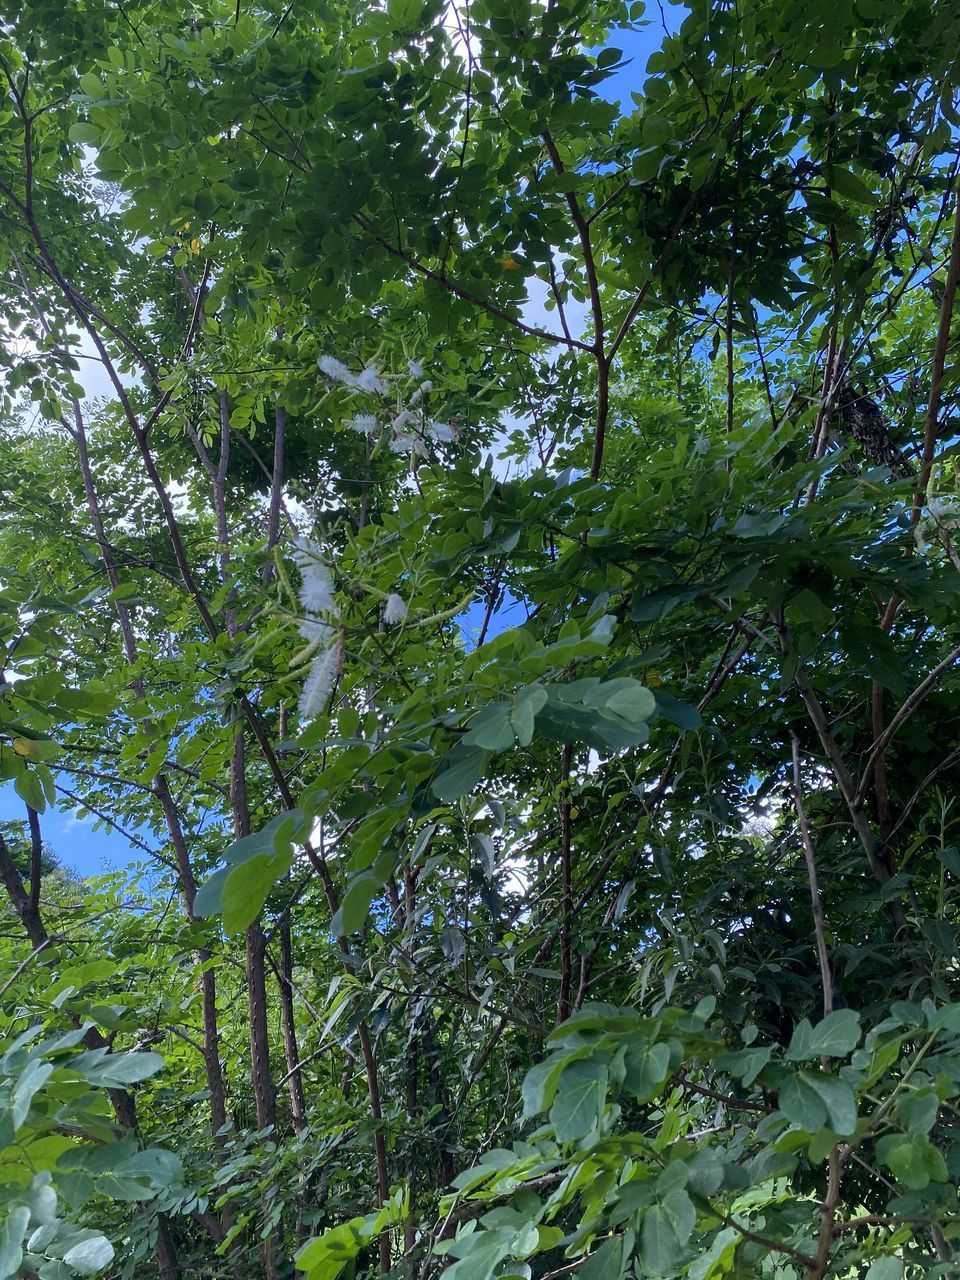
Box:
[409, 379, 433, 406]
[346, 413, 379, 435]
[318, 355, 353, 383]
[391, 409, 416, 432]
[299, 644, 340, 720]
[389, 434, 414, 455]
[383, 593, 408, 625]
[355, 365, 387, 395]
[425, 420, 456, 444]
[292, 539, 337, 617]
[298, 618, 333, 646]
[927, 497, 960, 524]
[300, 564, 335, 616]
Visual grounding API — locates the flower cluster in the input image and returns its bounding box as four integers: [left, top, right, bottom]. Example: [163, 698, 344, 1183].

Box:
[318, 354, 460, 458]
[291, 539, 409, 721]
[292, 538, 342, 720]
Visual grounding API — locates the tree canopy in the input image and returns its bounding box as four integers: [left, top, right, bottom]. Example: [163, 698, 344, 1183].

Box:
[1, 0, 960, 1278]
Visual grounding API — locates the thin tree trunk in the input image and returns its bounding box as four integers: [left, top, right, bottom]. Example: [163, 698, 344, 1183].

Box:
[403, 868, 419, 1264]
[556, 744, 573, 1026]
[277, 910, 308, 1133]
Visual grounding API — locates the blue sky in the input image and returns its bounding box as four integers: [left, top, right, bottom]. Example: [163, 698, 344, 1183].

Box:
[0, 5, 684, 878]
[0, 780, 146, 878]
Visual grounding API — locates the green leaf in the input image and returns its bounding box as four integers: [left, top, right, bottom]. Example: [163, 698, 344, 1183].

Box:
[68, 123, 101, 145]
[520, 1053, 567, 1118]
[549, 1059, 607, 1142]
[642, 114, 672, 146]
[113, 1148, 182, 1186]
[641, 1188, 693, 1275]
[714, 1046, 770, 1085]
[803, 1071, 857, 1136]
[62, 1234, 115, 1275]
[463, 703, 514, 751]
[221, 849, 292, 935]
[295, 1218, 367, 1279]
[786, 1009, 860, 1060]
[581, 1236, 624, 1278]
[0, 1206, 29, 1278]
[661, 1187, 695, 1245]
[14, 768, 47, 813]
[193, 865, 230, 918]
[77, 1050, 165, 1087]
[779, 1071, 828, 1131]
[652, 692, 701, 730]
[865, 1260, 903, 1280]
[876, 1132, 948, 1189]
[331, 872, 383, 936]
[596, 46, 623, 69]
[898, 1087, 938, 1134]
[11, 1059, 52, 1129]
[432, 747, 489, 801]
[825, 165, 878, 205]
[598, 678, 656, 723]
[443, 1232, 514, 1280]
[11, 736, 60, 762]
[687, 1227, 738, 1280]
[510, 685, 547, 747]
[622, 1040, 671, 1101]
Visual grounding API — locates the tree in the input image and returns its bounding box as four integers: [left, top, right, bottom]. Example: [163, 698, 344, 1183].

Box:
[1, 0, 960, 1277]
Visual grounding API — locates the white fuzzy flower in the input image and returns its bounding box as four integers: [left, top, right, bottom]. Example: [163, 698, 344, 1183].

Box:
[355, 365, 387, 395]
[383, 593, 408, 625]
[291, 536, 319, 569]
[927, 497, 959, 524]
[299, 618, 334, 646]
[346, 414, 379, 435]
[407, 358, 425, 379]
[391, 410, 416, 433]
[389, 434, 414, 455]
[425, 420, 456, 444]
[409, 379, 433, 406]
[693, 435, 710, 455]
[914, 526, 928, 556]
[299, 644, 340, 720]
[319, 355, 352, 383]
[292, 539, 337, 617]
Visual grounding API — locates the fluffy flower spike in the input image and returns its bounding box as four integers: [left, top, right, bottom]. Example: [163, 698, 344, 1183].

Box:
[355, 365, 387, 395]
[319, 355, 352, 383]
[299, 643, 340, 720]
[292, 538, 338, 618]
[383, 593, 408, 626]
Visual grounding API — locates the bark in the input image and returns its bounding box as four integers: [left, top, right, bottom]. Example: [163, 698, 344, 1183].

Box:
[230, 735, 278, 1135]
[556, 745, 573, 1026]
[278, 910, 308, 1133]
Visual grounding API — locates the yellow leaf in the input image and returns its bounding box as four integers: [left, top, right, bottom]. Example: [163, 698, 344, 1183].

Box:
[500, 256, 521, 270]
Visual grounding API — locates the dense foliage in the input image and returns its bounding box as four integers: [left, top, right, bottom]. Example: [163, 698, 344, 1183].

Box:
[1, 0, 960, 1277]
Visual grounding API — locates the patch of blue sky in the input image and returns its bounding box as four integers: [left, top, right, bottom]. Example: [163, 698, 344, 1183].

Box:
[0, 778, 145, 877]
